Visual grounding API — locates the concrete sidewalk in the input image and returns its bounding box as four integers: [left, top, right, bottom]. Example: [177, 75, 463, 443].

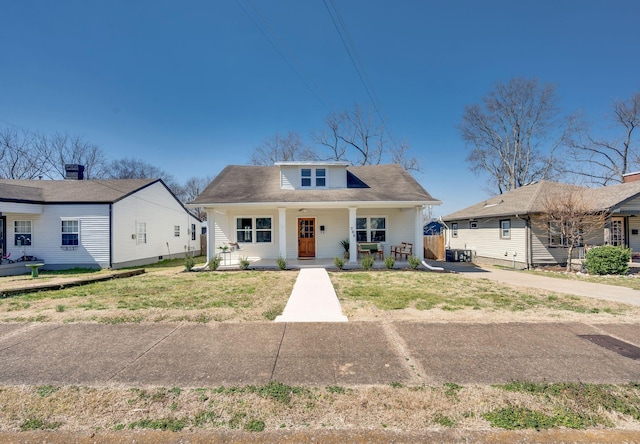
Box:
[275, 268, 348, 322]
[451, 265, 640, 307]
[0, 322, 638, 387]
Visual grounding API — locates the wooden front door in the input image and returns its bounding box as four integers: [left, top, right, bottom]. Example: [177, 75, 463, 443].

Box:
[610, 217, 626, 247]
[298, 218, 316, 258]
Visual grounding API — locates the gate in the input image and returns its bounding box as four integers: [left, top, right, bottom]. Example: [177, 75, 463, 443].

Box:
[423, 234, 445, 261]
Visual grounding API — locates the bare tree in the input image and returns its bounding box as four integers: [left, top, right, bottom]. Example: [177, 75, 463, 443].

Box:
[564, 92, 640, 185]
[39, 132, 109, 180]
[105, 157, 181, 195]
[0, 126, 50, 179]
[249, 132, 311, 165]
[535, 187, 605, 272]
[312, 103, 421, 173]
[175, 176, 213, 220]
[460, 78, 568, 194]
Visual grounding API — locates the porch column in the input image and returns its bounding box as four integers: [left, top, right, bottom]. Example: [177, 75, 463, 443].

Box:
[207, 208, 216, 263]
[278, 208, 287, 258]
[415, 206, 424, 261]
[349, 207, 358, 263]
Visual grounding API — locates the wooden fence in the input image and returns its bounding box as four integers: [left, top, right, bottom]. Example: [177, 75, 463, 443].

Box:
[423, 234, 445, 261]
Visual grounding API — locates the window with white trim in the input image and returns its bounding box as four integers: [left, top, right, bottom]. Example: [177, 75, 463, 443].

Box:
[500, 219, 511, 239]
[356, 217, 386, 242]
[174, 225, 180, 237]
[61, 220, 79, 246]
[548, 221, 583, 247]
[451, 223, 458, 238]
[236, 217, 273, 243]
[14, 220, 32, 246]
[136, 222, 147, 244]
[191, 224, 196, 241]
[300, 168, 327, 188]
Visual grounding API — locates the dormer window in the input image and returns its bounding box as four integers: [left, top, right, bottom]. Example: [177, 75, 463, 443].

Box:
[301, 169, 312, 187]
[301, 168, 326, 188]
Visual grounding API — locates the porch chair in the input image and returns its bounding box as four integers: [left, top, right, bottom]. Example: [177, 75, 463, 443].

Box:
[392, 242, 413, 260]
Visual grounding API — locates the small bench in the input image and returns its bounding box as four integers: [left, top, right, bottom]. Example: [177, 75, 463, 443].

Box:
[357, 242, 384, 260]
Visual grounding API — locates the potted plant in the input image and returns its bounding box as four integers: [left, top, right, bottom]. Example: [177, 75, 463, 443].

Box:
[340, 239, 350, 259]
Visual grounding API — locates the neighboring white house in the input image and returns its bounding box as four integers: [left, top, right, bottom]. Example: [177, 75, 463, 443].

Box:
[0, 166, 200, 275]
[443, 179, 640, 268]
[188, 162, 441, 264]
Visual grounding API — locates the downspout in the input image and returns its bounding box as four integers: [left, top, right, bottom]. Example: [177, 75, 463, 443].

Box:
[439, 217, 450, 249]
[108, 203, 113, 269]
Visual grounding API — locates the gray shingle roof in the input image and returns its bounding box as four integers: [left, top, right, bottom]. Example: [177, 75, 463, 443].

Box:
[443, 179, 640, 221]
[189, 164, 440, 205]
[0, 179, 158, 203]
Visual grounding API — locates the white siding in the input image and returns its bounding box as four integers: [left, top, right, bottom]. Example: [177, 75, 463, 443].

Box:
[112, 181, 200, 267]
[4, 205, 110, 268]
[448, 217, 527, 266]
[279, 165, 348, 190]
[629, 217, 640, 254]
[618, 195, 640, 213]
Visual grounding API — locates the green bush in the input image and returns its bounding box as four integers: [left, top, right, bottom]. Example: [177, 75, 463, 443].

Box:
[583, 246, 630, 275]
[239, 256, 250, 270]
[384, 256, 395, 269]
[407, 255, 421, 269]
[361, 255, 374, 270]
[276, 256, 288, 270]
[334, 256, 345, 270]
[209, 255, 221, 271]
[184, 247, 195, 271]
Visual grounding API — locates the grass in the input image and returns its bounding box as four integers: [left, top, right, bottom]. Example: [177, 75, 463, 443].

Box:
[0, 264, 636, 323]
[0, 267, 296, 323]
[329, 271, 632, 315]
[0, 382, 638, 433]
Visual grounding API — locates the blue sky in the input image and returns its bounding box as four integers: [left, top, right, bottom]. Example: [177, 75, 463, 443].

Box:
[1, 0, 639, 216]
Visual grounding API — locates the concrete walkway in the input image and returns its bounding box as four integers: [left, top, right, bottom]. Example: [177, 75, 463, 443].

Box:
[451, 265, 640, 307]
[0, 322, 638, 386]
[275, 268, 348, 322]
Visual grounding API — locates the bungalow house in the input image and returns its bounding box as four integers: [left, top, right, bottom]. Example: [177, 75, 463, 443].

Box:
[0, 165, 200, 276]
[188, 162, 440, 264]
[442, 179, 640, 269]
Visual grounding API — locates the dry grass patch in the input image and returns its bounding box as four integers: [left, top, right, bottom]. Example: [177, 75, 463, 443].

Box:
[331, 271, 639, 323]
[0, 382, 638, 433]
[0, 269, 295, 323]
[528, 268, 640, 291]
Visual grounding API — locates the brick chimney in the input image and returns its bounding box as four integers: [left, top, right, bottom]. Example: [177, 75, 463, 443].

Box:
[65, 164, 85, 180]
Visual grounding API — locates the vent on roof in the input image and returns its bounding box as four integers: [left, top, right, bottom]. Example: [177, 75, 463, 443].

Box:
[65, 164, 85, 180]
[483, 199, 503, 208]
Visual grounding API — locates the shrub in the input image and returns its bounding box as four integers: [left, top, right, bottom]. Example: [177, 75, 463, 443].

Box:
[209, 255, 221, 271]
[334, 256, 345, 270]
[384, 256, 395, 269]
[239, 256, 250, 270]
[184, 246, 195, 271]
[361, 254, 374, 270]
[276, 256, 288, 270]
[584, 246, 630, 275]
[407, 255, 420, 269]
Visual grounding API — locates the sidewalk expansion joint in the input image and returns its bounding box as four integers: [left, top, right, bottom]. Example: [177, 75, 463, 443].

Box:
[270, 323, 287, 381]
[382, 323, 431, 385]
[106, 323, 185, 382]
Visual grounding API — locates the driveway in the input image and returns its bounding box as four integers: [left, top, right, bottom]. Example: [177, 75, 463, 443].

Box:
[430, 261, 640, 307]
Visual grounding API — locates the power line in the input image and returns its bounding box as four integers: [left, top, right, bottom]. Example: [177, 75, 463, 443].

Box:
[234, 0, 333, 112]
[322, 0, 399, 145]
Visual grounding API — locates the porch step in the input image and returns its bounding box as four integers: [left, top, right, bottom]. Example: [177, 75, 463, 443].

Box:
[275, 268, 348, 322]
